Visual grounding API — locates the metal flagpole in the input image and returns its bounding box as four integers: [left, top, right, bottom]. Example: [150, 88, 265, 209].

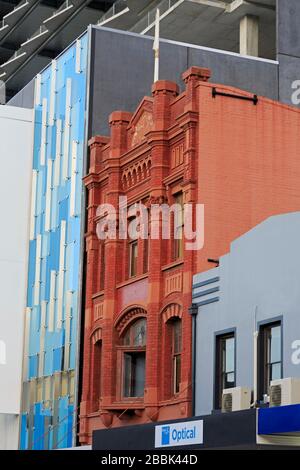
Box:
[153, 8, 160, 82]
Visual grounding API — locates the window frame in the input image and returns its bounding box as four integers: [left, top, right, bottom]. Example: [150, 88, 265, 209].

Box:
[214, 329, 236, 410]
[171, 318, 182, 395]
[173, 192, 184, 261]
[118, 318, 147, 400]
[258, 318, 283, 400]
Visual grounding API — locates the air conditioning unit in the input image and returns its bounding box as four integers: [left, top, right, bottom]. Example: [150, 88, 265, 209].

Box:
[221, 387, 251, 413]
[270, 378, 300, 407]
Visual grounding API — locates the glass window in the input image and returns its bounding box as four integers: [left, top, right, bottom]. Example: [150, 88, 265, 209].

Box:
[173, 193, 184, 260]
[123, 352, 145, 398]
[215, 333, 235, 409]
[122, 318, 146, 399]
[172, 318, 182, 394]
[259, 321, 282, 399]
[129, 240, 138, 277]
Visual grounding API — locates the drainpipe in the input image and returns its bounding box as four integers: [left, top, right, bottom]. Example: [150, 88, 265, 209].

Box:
[189, 303, 198, 417]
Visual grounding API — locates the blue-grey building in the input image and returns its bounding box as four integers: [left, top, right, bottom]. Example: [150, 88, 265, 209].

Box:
[192, 211, 300, 422]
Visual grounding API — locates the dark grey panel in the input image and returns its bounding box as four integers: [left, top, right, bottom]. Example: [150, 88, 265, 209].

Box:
[188, 47, 278, 100]
[90, 28, 279, 137]
[277, 0, 300, 58]
[90, 28, 188, 137]
[7, 79, 35, 108]
[278, 53, 300, 107]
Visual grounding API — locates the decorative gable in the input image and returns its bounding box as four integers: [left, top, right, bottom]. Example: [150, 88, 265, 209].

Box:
[129, 97, 154, 148]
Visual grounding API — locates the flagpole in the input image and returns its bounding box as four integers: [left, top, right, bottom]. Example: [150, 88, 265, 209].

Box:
[153, 9, 160, 83]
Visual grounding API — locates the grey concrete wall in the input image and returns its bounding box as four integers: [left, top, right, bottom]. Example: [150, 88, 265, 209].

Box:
[277, 0, 300, 105]
[193, 212, 300, 416]
[90, 27, 279, 136]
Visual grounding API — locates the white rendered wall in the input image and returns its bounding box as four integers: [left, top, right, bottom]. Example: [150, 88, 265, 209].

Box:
[0, 105, 33, 448]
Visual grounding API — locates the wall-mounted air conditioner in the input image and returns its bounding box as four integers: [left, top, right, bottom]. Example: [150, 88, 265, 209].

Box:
[222, 387, 251, 413]
[270, 378, 300, 407]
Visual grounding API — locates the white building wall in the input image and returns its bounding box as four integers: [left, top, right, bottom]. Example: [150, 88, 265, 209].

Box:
[0, 105, 33, 449]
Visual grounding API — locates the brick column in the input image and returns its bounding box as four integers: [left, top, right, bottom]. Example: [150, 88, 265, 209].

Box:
[144, 81, 179, 420]
[100, 111, 132, 426]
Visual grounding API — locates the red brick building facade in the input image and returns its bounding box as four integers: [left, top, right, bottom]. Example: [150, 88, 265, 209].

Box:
[79, 66, 300, 444]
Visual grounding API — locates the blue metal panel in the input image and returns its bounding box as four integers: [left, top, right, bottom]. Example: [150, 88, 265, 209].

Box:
[21, 32, 89, 449]
[258, 404, 300, 435]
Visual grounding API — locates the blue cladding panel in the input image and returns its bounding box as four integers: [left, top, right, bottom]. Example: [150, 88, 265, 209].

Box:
[258, 404, 300, 435]
[21, 33, 88, 449]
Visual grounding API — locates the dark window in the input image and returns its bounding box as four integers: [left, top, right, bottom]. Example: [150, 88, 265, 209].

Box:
[122, 318, 146, 398]
[173, 193, 184, 260]
[172, 318, 182, 394]
[129, 240, 138, 277]
[258, 321, 282, 399]
[92, 341, 102, 411]
[215, 333, 235, 409]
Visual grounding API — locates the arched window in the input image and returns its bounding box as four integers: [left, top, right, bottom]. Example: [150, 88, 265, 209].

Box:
[171, 318, 182, 395]
[121, 318, 146, 398]
[92, 340, 102, 411]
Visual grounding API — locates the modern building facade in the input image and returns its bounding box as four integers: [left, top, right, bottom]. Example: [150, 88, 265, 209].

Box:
[192, 211, 300, 447]
[4, 0, 300, 111]
[0, 105, 34, 450]
[80, 62, 300, 443]
[19, 32, 89, 450]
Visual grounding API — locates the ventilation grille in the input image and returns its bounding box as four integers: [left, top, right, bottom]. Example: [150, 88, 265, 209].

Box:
[222, 393, 233, 413]
[270, 384, 282, 407]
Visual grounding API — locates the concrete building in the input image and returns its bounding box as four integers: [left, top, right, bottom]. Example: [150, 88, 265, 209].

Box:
[0, 105, 34, 449]
[192, 211, 300, 417]
[3, 0, 300, 109]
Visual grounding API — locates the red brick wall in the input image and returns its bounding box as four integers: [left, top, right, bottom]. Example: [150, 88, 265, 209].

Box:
[79, 67, 300, 444]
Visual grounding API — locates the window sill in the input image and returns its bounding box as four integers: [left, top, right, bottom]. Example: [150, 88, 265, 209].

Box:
[161, 259, 184, 272]
[116, 273, 148, 289]
[92, 290, 104, 300]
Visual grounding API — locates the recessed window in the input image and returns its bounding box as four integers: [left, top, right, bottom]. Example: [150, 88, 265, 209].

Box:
[122, 318, 146, 398]
[173, 193, 184, 260]
[129, 240, 138, 277]
[172, 318, 182, 395]
[215, 332, 235, 409]
[258, 321, 282, 399]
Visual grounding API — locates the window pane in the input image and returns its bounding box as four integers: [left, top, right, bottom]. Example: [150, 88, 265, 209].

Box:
[225, 337, 235, 373]
[133, 354, 145, 397]
[173, 320, 182, 354]
[129, 241, 138, 277]
[133, 319, 147, 346]
[225, 372, 235, 388]
[270, 326, 281, 364]
[123, 352, 145, 398]
[123, 353, 132, 397]
[174, 355, 181, 394]
[271, 363, 281, 381]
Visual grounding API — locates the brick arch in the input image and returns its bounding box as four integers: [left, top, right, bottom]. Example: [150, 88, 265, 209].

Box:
[90, 327, 102, 345]
[161, 303, 182, 323]
[114, 305, 147, 337]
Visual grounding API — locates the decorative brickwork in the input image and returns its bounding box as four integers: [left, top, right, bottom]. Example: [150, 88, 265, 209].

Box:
[80, 66, 300, 443]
